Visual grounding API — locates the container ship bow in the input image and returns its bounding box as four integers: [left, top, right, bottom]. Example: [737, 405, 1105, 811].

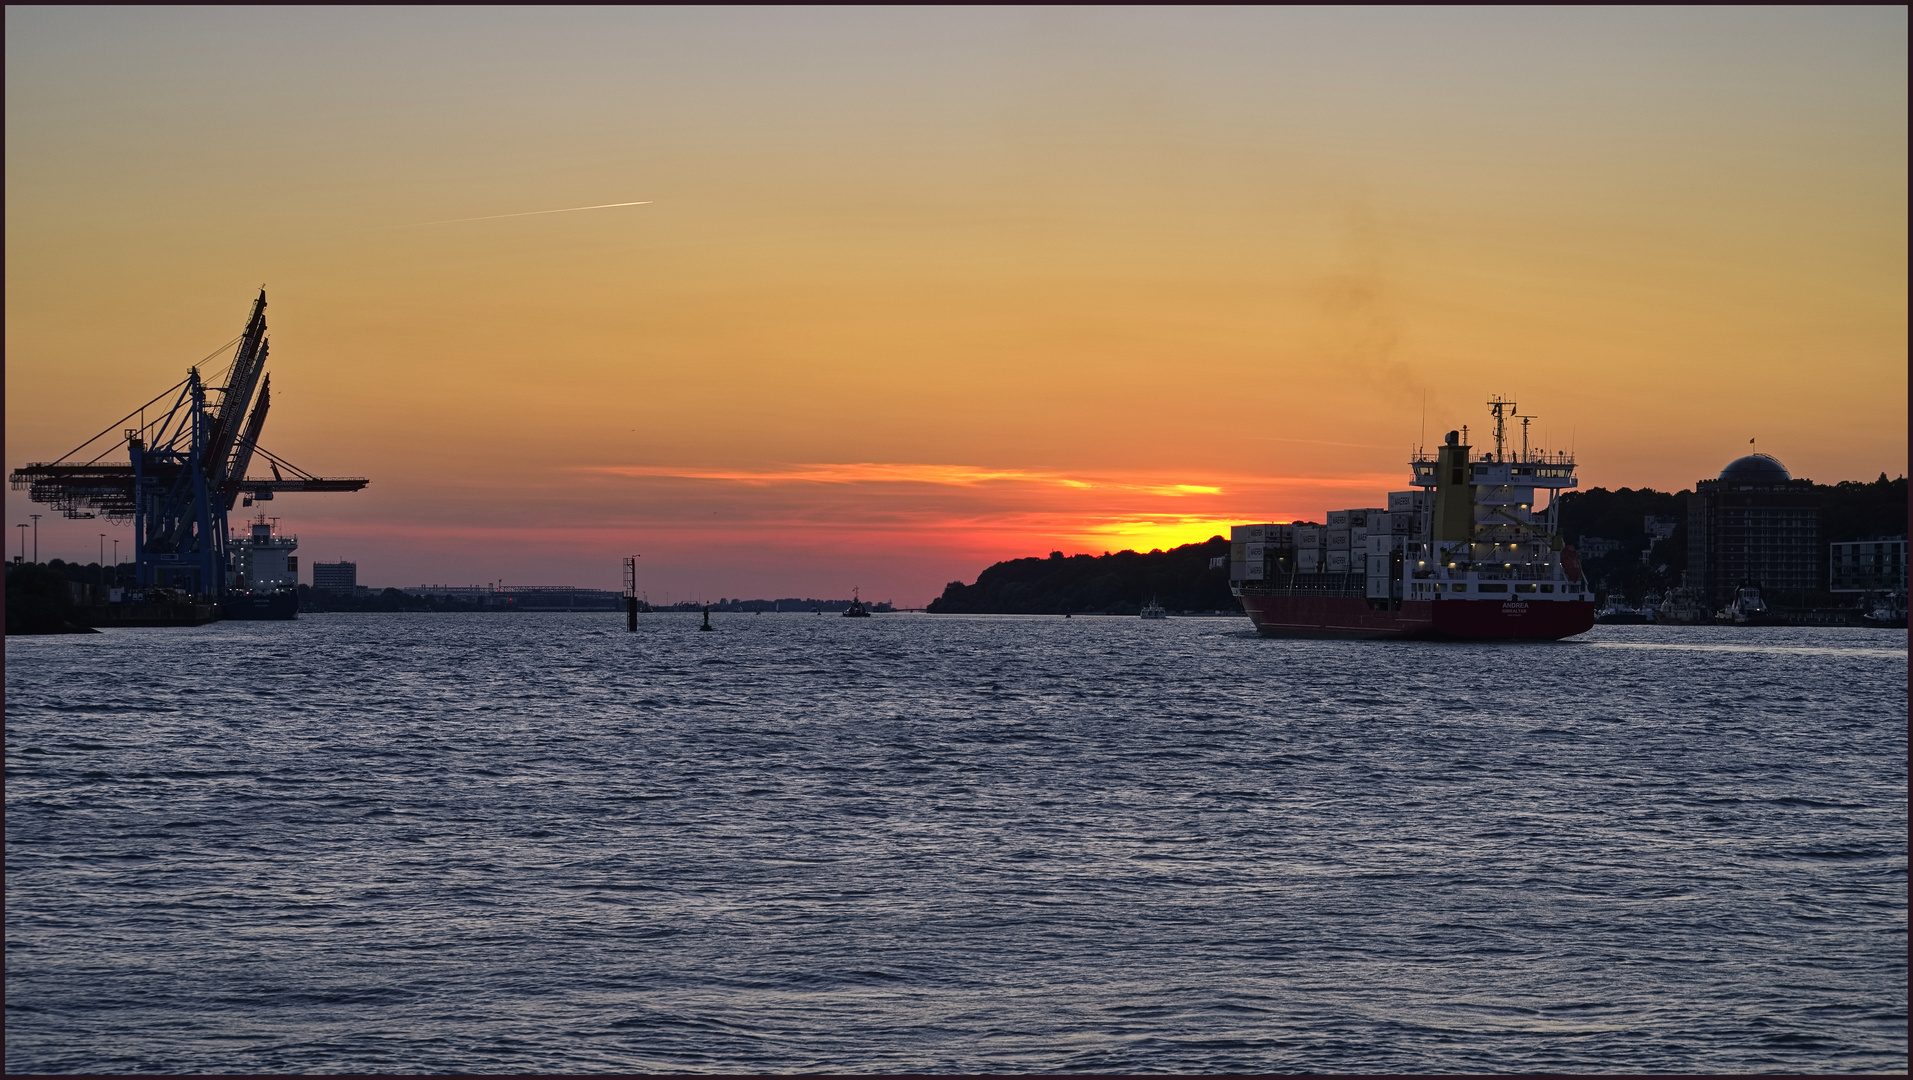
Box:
[1230, 399, 1595, 640]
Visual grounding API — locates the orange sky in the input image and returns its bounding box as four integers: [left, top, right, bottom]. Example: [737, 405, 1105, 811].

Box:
[6, 8, 1906, 603]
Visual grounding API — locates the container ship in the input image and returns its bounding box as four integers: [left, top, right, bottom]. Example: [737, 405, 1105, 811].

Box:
[221, 513, 299, 620]
[1230, 399, 1594, 640]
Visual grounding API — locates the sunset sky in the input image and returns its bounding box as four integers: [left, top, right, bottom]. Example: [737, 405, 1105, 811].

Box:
[6, 7, 1905, 604]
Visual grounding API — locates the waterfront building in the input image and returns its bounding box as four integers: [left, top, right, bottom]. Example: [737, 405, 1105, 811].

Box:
[1688, 454, 1820, 607]
[1576, 536, 1622, 560]
[312, 560, 358, 593]
[1829, 536, 1907, 594]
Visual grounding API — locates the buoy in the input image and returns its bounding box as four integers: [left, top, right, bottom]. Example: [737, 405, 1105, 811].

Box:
[699, 606, 713, 631]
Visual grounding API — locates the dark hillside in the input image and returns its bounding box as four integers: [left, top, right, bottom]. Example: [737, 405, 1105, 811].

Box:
[928, 538, 1233, 614]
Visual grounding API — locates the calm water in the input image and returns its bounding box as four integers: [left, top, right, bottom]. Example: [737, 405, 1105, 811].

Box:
[6, 614, 1906, 1074]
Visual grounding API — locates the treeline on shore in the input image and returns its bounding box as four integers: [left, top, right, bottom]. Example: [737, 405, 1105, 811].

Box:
[927, 539, 1234, 615]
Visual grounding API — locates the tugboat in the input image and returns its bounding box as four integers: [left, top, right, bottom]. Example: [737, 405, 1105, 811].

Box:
[1716, 584, 1778, 625]
[843, 587, 872, 618]
[1139, 598, 1168, 619]
[222, 514, 299, 620]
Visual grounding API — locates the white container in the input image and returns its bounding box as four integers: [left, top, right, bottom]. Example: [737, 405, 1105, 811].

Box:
[1241, 561, 1266, 580]
[1266, 524, 1296, 545]
[1326, 551, 1351, 573]
[1231, 542, 1247, 561]
[1351, 527, 1368, 546]
[1367, 574, 1392, 599]
[1326, 510, 1350, 529]
[1245, 543, 1271, 562]
[1296, 550, 1322, 572]
[1295, 526, 1325, 549]
[1389, 491, 1433, 512]
[1368, 554, 1392, 576]
[1327, 530, 1350, 551]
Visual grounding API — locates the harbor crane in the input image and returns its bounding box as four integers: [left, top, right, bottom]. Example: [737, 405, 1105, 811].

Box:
[9, 291, 368, 598]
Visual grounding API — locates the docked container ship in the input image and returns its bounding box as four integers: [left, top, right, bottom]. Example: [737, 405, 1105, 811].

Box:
[1230, 399, 1594, 640]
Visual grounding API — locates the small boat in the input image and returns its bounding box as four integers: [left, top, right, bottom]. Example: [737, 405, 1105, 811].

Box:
[843, 588, 872, 618]
[1861, 592, 1907, 629]
[1654, 587, 1711, 625]
[1139, 598, 1168, 620]
[1595, 595, 1649, 624]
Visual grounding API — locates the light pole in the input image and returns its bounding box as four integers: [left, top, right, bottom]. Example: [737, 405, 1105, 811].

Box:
[113, 539, 120, 584]
[30, 514, 40, 563]
[100, 534, 107, 586]
[16, 523, 26, 562]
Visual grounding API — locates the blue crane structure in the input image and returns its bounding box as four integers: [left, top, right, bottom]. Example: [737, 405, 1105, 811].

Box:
[10, 291, 368, 598]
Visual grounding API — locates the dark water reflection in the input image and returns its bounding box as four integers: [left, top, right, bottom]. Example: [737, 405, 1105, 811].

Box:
[6, 614, 1906, 1073]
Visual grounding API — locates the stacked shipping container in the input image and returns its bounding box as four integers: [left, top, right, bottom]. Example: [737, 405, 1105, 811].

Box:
[1231, 493, 1437, 596]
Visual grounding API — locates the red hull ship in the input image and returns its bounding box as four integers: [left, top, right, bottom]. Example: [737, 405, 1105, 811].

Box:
[1230, 398, 1595, 641]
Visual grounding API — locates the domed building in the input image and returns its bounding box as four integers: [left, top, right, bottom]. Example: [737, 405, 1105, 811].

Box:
[1689, 452, 1821, 609]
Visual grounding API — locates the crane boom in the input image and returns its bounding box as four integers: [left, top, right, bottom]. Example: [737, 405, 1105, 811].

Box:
[222, 374, 271, 510]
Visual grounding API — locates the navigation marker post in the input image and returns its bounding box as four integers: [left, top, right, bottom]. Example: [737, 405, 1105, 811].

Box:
[622, 555, 640, 631]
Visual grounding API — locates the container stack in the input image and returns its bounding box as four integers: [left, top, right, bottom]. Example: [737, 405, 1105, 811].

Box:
[1230, 522, 1306, 581]
[1363, 494, 1434, 599]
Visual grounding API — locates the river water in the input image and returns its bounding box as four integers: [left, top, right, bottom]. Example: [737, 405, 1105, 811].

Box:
[5, 613, 1906, 1073]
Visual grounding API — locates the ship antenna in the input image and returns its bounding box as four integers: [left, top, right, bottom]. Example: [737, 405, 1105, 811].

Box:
[1419, 390, 1427, 457]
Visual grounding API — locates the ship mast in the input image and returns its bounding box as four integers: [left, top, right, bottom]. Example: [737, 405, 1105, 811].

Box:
[1487, 395, 1515, 463]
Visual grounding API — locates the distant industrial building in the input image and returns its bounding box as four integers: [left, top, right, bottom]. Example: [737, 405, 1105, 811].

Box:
[311, 560, 357, 593]
[1688, 454, 1820, 607]
[401, 584, 622, 610]
[1829, 536, 1906, 594]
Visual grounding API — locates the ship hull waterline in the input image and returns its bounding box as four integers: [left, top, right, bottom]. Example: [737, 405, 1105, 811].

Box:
[220, 590, 299, 621]
[1236, 595, 1595, 640]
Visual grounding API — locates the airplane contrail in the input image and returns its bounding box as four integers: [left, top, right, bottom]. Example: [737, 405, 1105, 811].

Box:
[386, 200, 652, 229]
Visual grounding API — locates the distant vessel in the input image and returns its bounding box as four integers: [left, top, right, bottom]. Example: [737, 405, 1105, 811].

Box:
[1655, 586, 1711, 625]
[1862, 592, 1907, 629]
[1717, 584, 1778, 626]
[1139, 599, 1167, 619]
[843, 588, 872, 618]
[222, 514, 299, 621]
[1229, 399, 1594, 640]
[1595, 595, 1649, 624]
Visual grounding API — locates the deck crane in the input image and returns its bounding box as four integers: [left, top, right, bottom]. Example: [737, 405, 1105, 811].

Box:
[9, 291, 368, 598]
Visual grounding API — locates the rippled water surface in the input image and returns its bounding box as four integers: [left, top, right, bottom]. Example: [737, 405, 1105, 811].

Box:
[6, 614, 1906, 1073]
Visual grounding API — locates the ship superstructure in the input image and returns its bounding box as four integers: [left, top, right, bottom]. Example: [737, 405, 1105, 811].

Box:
[230, 514, 298, 591]
[1229, 398, 1595, 639]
